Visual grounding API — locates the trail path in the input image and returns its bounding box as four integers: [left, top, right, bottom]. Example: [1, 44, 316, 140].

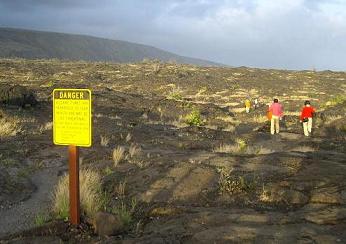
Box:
[0, 148, 66, 239]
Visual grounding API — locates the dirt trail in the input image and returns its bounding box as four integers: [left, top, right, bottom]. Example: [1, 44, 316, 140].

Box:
[0, 152, 66, 238]
[251, 131, 322, 153]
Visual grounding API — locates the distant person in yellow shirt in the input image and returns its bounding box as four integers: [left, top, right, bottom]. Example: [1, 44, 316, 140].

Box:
[245, 99, 251, 113]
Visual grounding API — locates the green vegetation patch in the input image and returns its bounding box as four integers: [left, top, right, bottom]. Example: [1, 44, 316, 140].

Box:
[167, 90, 183, 101]
[34, 213, 48, 227]
[185, 108, 203, 126]
[111, 198, 137, 228]
[325, 95, 346, 107]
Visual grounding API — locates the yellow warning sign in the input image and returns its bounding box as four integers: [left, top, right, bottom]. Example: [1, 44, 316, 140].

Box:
[53, 89, 92, 147]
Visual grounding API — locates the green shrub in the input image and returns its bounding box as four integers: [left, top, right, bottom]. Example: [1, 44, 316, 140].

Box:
[47, 80, 54, 87]
[103, 166, 113, 176]
[185, 109, 203, 126]
[112, 198, 137, 227]
[34, 213, 47, 227]
[236, 138, 247, 151]
[167, 91, 183, 100]
[167, 87, 183, 100]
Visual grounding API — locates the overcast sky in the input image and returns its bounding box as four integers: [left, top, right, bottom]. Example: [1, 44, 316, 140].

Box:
[0, 0, 346, 70]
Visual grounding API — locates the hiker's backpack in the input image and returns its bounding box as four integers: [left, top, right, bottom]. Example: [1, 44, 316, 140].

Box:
[267, 111, 272, 120]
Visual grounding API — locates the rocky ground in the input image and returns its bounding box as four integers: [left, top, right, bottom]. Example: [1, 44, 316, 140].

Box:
[0, 59, 346, 243]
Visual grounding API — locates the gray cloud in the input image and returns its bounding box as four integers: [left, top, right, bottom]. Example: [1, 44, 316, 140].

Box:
[0, 0, 345, 70]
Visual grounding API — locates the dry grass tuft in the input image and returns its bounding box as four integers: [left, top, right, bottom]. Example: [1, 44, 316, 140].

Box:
[52, 169, 104, 219]
[112, 198, 137, 227]
[252, 115, 268, 123]
[128, 144, 145, 168]
[168, 119, 188, 128]
[115, 180, 127, 199]
[213, 144, 239, 153]
[259, 185, 271, 202]
[129, 143, 141, 158]
[222, 124, 236, 132]
[125, 133, 132, 143]
[166, 86, 183, 100]
[204, 125, 218, 130]
[324, 115, 343, 125]
[113, 146, 125, 167]
[284, 111, 300, 116]
[132, 160, 145, 168]
[216, 116, 235, 123]
[0, 118, 22, 139]
[195, 87, 207, 96]
[217, 168, 256, 194]
[213, 139, 271, 155]
[39, 121, 53, 133]
[246, 146, 273, 155]
[109, 177, 136, 226]
[100, 135, 110, 147]
[229, 107, 246, 113]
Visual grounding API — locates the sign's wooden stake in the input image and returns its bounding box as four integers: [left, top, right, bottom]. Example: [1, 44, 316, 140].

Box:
[69, 145, 80, 225]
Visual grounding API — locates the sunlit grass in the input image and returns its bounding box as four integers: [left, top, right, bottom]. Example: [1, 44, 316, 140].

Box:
[52, 169, 105, 219]
[0, 117, 22, 139]
[113, 146, 125, 167]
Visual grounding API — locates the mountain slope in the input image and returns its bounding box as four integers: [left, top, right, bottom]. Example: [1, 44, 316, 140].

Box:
[0, 28, 219, 66]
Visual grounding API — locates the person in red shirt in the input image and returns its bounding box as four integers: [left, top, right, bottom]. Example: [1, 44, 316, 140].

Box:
[300, 100, 315, 136]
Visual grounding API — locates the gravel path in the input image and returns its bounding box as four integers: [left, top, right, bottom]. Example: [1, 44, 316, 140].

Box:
[0, 159, 65, 238]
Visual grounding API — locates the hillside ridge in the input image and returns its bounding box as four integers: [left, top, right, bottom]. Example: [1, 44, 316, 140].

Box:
[0, 27, 220, 66]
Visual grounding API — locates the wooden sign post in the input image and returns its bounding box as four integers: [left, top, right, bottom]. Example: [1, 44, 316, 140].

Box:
[68, 145, 80, 225]
[53, 89, 92, 225]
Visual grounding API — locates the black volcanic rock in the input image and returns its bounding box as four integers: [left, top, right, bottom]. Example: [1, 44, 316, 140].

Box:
[0, 84, 37, 107]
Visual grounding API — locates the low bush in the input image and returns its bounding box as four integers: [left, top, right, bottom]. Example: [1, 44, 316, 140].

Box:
[34, 213, 47, 227]
[185, 109, 203, 126]
[112, 198, 137, 227]
[167, 87, 183, 101]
